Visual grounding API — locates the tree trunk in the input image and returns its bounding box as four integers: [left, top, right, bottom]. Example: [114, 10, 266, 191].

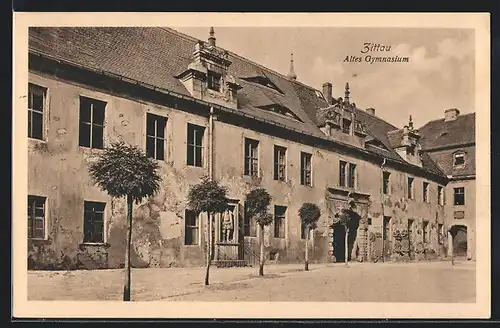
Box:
[205, 212, 212, 285]
[123, 194, 133, 301]
[345, 226, 349, 267]
[259, 224, 264, 276]
[305, 226, 309, 271]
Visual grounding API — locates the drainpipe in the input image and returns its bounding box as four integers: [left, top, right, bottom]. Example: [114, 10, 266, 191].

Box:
[208, 106, 215, 262]
[380, 158, 387, 263]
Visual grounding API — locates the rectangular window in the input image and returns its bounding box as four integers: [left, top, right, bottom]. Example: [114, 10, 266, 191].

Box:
[348, 163, 356, 188]
[383, 171, 391, 195]
[454, 187, 465, 206]
[83, 201, 105, 243]
[243, 202, 257, 237]
[300, 152, 312, 186]
[438, 223, 444, 245]
[342, 119, 351, 134]
[339, 160, 347, 187]
[423, 221, 429, 244]
[146, 113, 167, 160]
[454, 153, 466, 166]
[438, 186, 445, 205]
[28, 195, 46, 239]
[407, 177, 414, 199]
[207, 71, 222, 91]
[187, 123, 205, 167]
[423, 182, 429, 203]
[274, 205, 286, 239]
[79, 96, 106, 149]
[274, 146, 287, 181]
[244, 138, 259, 177]
[28, 83, 46, 140]
[184, 210, 199, 245]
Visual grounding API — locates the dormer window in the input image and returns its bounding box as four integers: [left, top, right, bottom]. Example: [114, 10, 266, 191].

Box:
[257, 104, 303, 123]
[453, 152, 466, 167]
[241, 75, 284, 94]
[207, 71, 222, 91]
[342, 119, 351, 134]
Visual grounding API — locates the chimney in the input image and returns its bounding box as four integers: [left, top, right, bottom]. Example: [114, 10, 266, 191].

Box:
[208, 27, 216, 47]
[322, 82, 333, 105]
[444, 108, 460, 122]
[366, 107, 375, 116]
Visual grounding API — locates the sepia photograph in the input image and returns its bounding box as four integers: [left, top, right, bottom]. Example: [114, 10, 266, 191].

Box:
[13, 12, 490, 319]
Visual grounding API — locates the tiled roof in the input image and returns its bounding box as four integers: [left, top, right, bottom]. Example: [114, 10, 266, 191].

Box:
[417, 113, 475, 150]
[29, 26, 447, 178]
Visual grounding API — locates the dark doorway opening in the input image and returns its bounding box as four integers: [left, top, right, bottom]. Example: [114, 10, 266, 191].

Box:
[451, 225, 467, 257]
[332, 218, 360, 263]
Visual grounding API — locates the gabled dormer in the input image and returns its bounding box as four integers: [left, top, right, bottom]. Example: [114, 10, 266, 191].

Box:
[175, 27, 242, 109]
[317, 82, 367, 148]
[389, 115, 423, 167]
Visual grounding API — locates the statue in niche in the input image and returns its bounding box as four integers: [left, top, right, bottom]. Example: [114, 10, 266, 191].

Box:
[221, 208, 234, 242]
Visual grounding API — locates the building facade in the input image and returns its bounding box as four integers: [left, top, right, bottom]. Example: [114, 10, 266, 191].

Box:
[418, 109, 476, 260]
[26, 27, 473, 270]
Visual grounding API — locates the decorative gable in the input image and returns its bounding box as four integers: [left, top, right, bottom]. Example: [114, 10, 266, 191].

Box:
[391, 115, 423, 167]
[175, 29, 242, 109]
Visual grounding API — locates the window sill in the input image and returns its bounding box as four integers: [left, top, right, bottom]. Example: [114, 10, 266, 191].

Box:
[28, 238, 51, 244]
[79, 242, 110, 248]
[183, 244, 201, 247]
[300, 184, 314, 188]
[28, 137, 47, 144]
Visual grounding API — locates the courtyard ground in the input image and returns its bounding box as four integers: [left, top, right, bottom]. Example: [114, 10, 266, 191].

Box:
[28, 260, 475, 303]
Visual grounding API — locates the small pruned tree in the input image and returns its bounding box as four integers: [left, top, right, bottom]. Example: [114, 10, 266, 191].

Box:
[88, 141, 162, 301]
[245, 188, 273, 276]
[298, 203, 321, 271]
[187, 176, 229, 285]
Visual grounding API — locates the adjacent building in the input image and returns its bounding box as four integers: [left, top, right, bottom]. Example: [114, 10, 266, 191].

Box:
[26, 27, 474, 269]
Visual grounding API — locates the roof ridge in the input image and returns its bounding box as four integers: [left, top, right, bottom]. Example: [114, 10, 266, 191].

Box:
[158, 26, 324, 93]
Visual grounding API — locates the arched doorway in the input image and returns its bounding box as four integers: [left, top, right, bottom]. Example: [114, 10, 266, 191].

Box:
[331, 209, 361, 263]
[450, 225, 467, 257]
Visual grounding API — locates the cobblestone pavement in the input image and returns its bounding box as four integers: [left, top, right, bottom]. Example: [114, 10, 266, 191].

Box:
[28, 260, 475, 303]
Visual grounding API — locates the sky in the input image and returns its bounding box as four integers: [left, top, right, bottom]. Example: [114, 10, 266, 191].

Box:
[175, 27, 475, 129]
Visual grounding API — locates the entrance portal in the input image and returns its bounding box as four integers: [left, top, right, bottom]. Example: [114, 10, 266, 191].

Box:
[332, 223, 358, 262]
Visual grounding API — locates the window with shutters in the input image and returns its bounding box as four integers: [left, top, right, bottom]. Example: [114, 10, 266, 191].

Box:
[187, 123, 205, 167]
[28, 195, 46, 239]
[79, 96, 106, 149]
[146, 113, 167, 160]
[28, 83, 46, 140]
[83, 201, 105, 243]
